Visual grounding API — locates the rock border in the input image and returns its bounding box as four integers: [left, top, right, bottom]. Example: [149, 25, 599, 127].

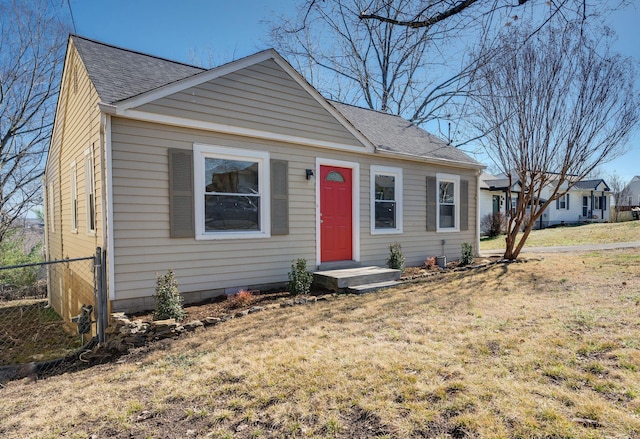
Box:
[102, 294, 337, 354]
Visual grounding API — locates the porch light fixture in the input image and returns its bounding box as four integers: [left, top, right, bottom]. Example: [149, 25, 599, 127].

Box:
[306, 169, 315, 180]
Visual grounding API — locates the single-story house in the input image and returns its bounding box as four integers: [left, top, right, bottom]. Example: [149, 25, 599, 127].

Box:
[479, 173, 521, 220]
[479, 173, 611, 231]
[44, 35, 484, 321]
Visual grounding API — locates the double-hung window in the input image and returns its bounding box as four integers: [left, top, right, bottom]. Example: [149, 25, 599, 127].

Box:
[194, 144, 270, 240]
[558, 194, 568, 210]
[371, 165, 402, 234]
[70, 161, 78, 232]
[84, 147, 96, 234]
[437, 173, 460, 231]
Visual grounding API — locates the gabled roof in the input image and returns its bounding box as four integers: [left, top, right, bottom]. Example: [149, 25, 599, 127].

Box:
[330, 101, 482, 167]
[71, 35, 482, 168]
[573, 179, 610, 191]
[72, 35, 204, 104]
[480, 173, 520, 190]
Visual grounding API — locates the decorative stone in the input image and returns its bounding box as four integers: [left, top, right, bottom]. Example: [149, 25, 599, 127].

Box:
[248, 306, 265, 314]
[183, 320, 204, 331]
[235, 310, 249, 318]
[203, 317, 221, 326]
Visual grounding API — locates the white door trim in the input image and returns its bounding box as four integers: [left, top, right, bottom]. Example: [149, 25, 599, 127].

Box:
[315, 158, 360, 265]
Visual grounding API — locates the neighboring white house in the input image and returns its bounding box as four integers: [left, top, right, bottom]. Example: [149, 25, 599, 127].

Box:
[479, 173, 521, 220]
[479, 174, 611, 231]
[541, 179, 611, 227]
[623, 176, 640, 207]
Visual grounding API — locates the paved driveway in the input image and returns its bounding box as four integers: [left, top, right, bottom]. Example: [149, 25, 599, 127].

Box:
[481, 241, 640, 256]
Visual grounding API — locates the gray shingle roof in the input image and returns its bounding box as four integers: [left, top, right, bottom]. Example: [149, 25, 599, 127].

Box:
[574, 179, 610, 191]
[72, 35, 204, 104]
[329, 101, 482, 166]
[71, 36, 482, 167]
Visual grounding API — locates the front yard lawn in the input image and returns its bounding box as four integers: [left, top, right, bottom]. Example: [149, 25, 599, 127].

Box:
[1, 249, 640, 438]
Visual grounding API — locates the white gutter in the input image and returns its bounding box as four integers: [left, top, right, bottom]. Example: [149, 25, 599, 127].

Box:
[374, 148, 486, 171]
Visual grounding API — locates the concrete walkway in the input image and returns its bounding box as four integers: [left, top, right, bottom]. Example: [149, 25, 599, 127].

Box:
[481, 241, 640, 256]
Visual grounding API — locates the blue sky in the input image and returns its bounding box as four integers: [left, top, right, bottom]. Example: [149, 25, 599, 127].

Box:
[69, 0, 640, 183]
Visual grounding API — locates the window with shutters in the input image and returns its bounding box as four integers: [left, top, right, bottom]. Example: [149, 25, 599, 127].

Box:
[193, 144, 270, 240]
[370, 165, 402, 234]
[436, 173, 460, 232]
[558, 194, 568, 210]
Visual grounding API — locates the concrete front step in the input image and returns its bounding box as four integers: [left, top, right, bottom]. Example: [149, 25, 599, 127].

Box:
[313, 266, 401, 291]
[347, 280, 402, 294]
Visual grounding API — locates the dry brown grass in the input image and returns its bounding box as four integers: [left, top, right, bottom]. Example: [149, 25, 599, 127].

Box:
[1, 249, 640, 438]
[480, 220, 640, 251]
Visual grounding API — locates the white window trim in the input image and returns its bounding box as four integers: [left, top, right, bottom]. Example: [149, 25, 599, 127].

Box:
[558, 194, 568, 210]
[436, 173, 460, 233]
[370, 165, 402, 234]
[193, 143, 270, 240]
[70, 161, 78, 233]
[84, 148, 96, 235]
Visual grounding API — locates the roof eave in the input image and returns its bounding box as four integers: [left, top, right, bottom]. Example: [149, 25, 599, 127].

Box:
[375, 148, 486, 171]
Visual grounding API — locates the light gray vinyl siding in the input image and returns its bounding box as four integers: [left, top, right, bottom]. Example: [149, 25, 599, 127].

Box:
[110, 117, 478, 304]
[135, 59, 363, 148]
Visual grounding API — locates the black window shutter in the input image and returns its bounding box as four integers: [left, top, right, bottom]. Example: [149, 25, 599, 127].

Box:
[556, 198, 560, 210]
[426, 176, 436, 231]
[460, 179, 469, 231]
[168, 148, 194, 238]
[271, 159, 289, 235]
[602, 195, 607, 210]
[566, 193, 570, 210]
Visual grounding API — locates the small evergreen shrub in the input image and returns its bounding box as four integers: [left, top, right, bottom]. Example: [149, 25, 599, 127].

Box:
[386, 242, 405, 270]
[288, 258, 313, 296]
[460, 243, 474, 266]
[153, 270, 185, 321]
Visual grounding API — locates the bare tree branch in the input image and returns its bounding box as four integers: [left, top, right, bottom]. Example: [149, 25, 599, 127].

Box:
[470, 22, 639, 259]
[0, 0, 69, 242]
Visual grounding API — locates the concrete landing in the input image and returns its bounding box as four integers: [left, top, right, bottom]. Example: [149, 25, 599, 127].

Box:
[313, 266, 401, 292]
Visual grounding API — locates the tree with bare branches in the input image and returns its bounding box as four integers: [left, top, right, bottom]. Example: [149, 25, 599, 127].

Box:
[607, 173, 631, 221]
[471, 23, 638, 259]
[270, 0, 618, 132]
[0, 0, 69, 243]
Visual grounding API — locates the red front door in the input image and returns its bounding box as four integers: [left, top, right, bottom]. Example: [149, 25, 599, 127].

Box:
[320, 165, 353, 262]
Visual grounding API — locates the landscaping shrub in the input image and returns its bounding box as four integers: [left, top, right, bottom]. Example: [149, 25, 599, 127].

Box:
[481, 212, 506, 238]
[386, 242, 405, 270]
[153, 270, 185, 321]
[460, 243, 474, 266]
[227, 290, 255, 308]
[288, 258, 313, 295]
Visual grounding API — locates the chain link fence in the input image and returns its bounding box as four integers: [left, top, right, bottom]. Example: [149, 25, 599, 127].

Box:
[0, 254, 100, 384]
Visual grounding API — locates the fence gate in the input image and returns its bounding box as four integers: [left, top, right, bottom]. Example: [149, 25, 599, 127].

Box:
[0, 247, 107, 383]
